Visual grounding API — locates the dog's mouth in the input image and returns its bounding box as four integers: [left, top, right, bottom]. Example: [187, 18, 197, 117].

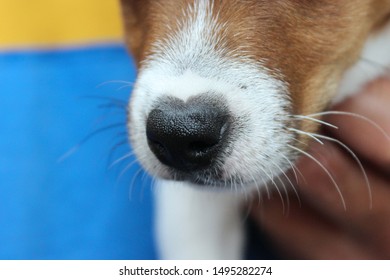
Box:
[169, 169, 227, 187]
[164, 166, 258, 189]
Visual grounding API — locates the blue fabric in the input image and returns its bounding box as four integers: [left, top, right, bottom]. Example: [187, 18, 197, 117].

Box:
[0, 45, 157, 259]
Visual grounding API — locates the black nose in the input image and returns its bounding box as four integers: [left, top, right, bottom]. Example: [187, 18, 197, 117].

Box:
[146, 97, 230, 172]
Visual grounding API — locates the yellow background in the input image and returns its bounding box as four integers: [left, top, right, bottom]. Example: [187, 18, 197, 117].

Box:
[0, 0, 123, 48]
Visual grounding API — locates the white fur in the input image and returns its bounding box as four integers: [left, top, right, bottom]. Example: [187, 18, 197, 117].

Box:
[128, 1, 390, 260]
[155, 180, 245, 259]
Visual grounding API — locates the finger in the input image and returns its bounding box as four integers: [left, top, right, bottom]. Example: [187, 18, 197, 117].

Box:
[326, 78, 390, 171]
[251, 194, 372, 259]
[295, 140, 390, 256]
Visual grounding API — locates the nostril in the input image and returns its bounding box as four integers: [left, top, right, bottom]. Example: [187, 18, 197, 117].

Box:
[189, 140, 217, 152]
[148, 138, 167, 155]
[187, 121, 229, 154]
[187, 140, 218, 158]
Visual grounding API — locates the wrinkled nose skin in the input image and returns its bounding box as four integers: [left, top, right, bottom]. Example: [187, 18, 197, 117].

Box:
[146, 97, 230, 172]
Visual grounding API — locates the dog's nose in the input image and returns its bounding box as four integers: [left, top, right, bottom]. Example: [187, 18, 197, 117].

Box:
[146, 98, 229, 172]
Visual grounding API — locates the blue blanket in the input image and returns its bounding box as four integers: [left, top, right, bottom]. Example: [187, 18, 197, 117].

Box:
[0, 45, 156, 259]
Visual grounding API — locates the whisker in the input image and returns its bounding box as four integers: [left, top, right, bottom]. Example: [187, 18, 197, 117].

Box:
[285, 138, 309, 187]
[128, 167, 144, 201]
[117, 154, 147, 184]
[255, 170, 271, 201]
[311, 132, 372, 209]
[82, 94, 128, 107]
[360, 57, 390, 72]
[219, 164, 231, 191]
[117, 84, 134, 91]
[288, 144, 347, 210]
[96, 80, 134, 89]
[292, 136, 311, 149]
[292, 115, 339, 129]
[139, 168, 152, 201]
[109, 151, 136, 170]
[260, 179, 271, 201]
[247, 164, 269, 202]
[274, 160, 302, 208]
[288, 127, 324, 145]
[227, 168, 237, 193]
[242, 196, 254, 223]
[106, 139, 129, 169]
[263, 166, 286, 215]
[306, 111, 390, 141]
[280, 153, 301, 185]
[238, 175, 249, 201]
[277, 175, 290, 215]
[58, 122, 126, 162]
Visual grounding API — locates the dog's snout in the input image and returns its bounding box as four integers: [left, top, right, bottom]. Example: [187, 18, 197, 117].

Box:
[146, 98, 229, 172]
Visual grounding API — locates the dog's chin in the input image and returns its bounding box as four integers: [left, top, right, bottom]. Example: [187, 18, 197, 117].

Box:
[153, 166, 259, 191]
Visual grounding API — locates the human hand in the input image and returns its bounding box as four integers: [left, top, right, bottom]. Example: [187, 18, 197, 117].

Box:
[251, 78, 390, 259]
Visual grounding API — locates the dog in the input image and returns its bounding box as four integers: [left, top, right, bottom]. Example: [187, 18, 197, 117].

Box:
[119, 0, 390, 259]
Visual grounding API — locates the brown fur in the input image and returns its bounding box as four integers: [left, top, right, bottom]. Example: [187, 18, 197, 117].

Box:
[120, 0, 390, 140]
